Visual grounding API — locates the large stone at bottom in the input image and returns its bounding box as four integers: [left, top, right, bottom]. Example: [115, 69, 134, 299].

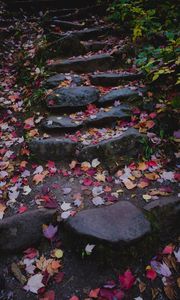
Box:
[0, 209, 57, 252]
[66, 201, 151, 244]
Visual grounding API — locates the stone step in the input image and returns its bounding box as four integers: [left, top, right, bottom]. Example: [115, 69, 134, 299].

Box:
[82, 40, 110, 52]
[66, 201, 151, 244]
[47, 54, 115, 73]
[0, 209, 57, 252]
[45, 73, 84, 88]
[49, 5, 107, 20]
[78, 127, 143, 170]
[50, 20, 85, 31]
[39, 33, 112, 59]
[29, 127, 144, 170]
[6, 1, 98, 11]
[46, 86, 100, 111]
[45, 35, 86, 58]
[47, 4, 105, 18]
[42, 104, 131, 132]
[46, 86, 145, 112]
[50, 25, 112, 42]
[99, 87, 146, 105]
[90, 72, 145, 86]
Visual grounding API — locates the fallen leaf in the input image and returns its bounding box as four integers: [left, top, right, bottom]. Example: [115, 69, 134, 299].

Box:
[61, 202, 72, 211]
[143, 194, 152, 202]
[24, 273, 44, 294]
[43, 224, 58, 240]
[92, 158, 100, 168]
[123, 179, 136, 190]
[11, 262, 27, 285]
[164, 285, 176, 300]
[40, 290, 55, 300]
[85, 244, 95, 255]
[92, 196, 105, 206]
[89, 288, 100, 298]
[146, 268, 157, 280]
[119, 269, 135, 290]
[94, 173, 106, 182]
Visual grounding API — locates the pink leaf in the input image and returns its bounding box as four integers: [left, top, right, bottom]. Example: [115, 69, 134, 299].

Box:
[162, 245, 173, 255]
[24, 248, 38, 259]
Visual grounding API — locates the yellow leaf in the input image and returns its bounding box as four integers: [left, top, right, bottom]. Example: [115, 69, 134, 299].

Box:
[94, 173, 106, 182]
[143, 194, 152, 202]
[54, 249, 63, 258]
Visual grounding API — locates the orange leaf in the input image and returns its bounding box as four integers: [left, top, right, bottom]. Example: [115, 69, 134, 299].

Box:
[145, 173, 159, 180]
[89, 288, 100, 298]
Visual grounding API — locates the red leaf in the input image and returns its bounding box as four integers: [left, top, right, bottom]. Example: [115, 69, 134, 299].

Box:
[40, 290, 55, 300]
[119, 269, 135, 290]
[69, 296, 79, 300]
[146, 268, 157, 281]
[18, 205, 28, 214]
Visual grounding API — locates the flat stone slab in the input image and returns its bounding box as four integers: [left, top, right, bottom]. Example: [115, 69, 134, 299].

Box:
[42, 105, 131, 131]
[79, 128, 144, 170]
[0, 209, 56, 252]
[45, 74, 84, 88]
[90, 72, 144, 86]
[68, 26, 111, 41]
[99, 87, 145, 105]
[47, 54, 115, 73]
[52, 20, 84, 30]
[30, 137, 77, 161]
[83, 40, 108, 52]
[46, 86, 99, 110]
[66, 201, 151, 244]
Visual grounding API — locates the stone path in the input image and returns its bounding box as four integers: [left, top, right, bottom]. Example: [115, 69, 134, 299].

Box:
[1, 2, 179, 253]
[26, 4, 152, 246]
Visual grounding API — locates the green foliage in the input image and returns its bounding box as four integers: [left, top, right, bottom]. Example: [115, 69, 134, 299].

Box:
[108, 1, 180, 85]
[136, 38, 180, 83]
[108, 0, 179, 42]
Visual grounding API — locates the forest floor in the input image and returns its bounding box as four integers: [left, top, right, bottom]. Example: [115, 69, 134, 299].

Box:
[0, 1, 180, 300]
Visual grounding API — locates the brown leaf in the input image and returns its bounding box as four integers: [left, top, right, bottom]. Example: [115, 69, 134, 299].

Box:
[164, 285, 177, 300]
[177, 278, 180, 288]
[151, 288, 159, 299]
[11, 262, 27, 285]
[139, 281, 146, 293]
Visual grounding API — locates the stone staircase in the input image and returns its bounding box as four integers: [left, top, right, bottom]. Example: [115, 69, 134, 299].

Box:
[29, 5, 147, 173]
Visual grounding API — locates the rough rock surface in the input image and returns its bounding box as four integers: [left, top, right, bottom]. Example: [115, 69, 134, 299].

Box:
[42, 105, 130, 131]
[46, 86, 99, 110]
[52, 20, 84, 30]
[90, 72, 144, 86]
[66, 201, 151, 244]
[55, 34, 86, 56]
[79, 128, 144, 170]
[99, 87, 145, 105]
[30, 137, 77, 161]
[45, 73, 83, 88]
[47, 54, 115, 73]
[0, 209, 57, 252]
